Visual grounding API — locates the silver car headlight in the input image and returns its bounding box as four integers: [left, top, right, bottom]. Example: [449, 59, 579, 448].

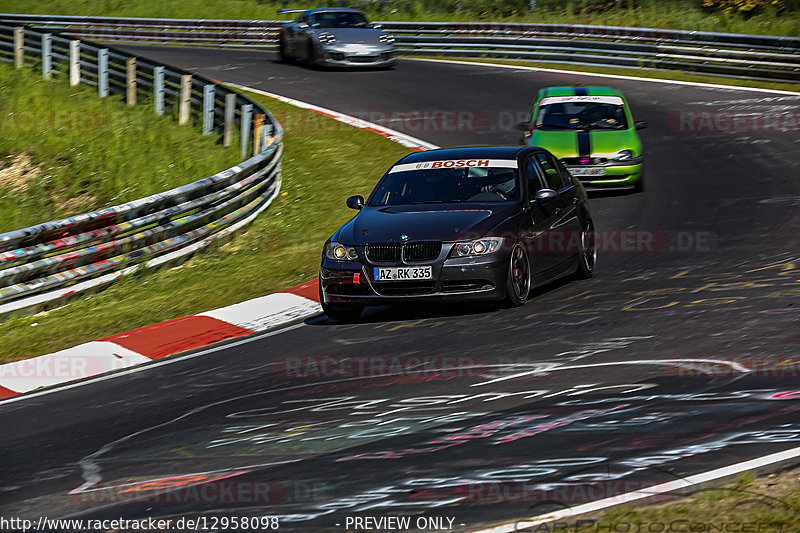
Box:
[326, 242, 358, 261]
[451, 237, 504, 258]
[318, 32, 336, 45]
[379, 34, 395, 44]
[612, 149, 634, 161]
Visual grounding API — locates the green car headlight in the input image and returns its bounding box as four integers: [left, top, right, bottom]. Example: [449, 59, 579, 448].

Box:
[612, 149, 635, 161]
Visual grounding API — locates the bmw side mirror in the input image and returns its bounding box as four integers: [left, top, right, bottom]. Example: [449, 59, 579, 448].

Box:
[534, 189, 558, 202]
[635, 120, 648, 130]
[346, 195, 365, 210]
[517, 120, 532, 132]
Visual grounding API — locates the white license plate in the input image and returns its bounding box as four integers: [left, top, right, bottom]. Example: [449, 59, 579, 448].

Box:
[373, 266, 433, 281]
[568, 167, 606, 177]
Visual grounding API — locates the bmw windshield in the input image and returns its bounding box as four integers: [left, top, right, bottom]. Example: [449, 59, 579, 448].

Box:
[368, 159, 520, 206]
[537, 95, 629, 131]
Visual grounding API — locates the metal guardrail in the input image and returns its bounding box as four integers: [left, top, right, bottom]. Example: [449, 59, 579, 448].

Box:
[1, 13, 799, 83]
[0, 23, 283, 319]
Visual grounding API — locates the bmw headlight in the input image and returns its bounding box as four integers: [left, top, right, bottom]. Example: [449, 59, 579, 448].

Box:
[379, 34, 395, 44]
[612, 149, 634, 161]
[451, 237, 504, 258]
[318, 32, 336, 45]
[326, 242, 358, 261]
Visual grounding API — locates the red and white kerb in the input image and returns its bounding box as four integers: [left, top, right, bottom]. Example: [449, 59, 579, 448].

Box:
[388, 159, 518, 174]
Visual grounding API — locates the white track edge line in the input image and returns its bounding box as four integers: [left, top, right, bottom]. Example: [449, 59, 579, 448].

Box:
[473, 443, 800, 533]
[224, 82, 441, 150]
[410, 58, 800, 96]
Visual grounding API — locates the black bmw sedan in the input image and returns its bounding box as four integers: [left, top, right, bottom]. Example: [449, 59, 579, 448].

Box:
[319, 146, 596, 321]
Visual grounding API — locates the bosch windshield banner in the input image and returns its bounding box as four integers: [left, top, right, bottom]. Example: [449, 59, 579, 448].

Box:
[388, 159, 518, 173]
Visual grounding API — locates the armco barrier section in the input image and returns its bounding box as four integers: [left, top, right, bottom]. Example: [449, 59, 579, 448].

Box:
[0, 24, 283, 319]
[1, 14, 799, 82]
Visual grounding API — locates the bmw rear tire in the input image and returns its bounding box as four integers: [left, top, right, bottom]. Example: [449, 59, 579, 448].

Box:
[575, 216, 596, 279]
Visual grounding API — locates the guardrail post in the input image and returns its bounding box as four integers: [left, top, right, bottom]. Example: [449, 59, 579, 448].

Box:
[179, 74, 192, 125]
[153, 66, 165, 116]
[98, 49, 109, 97]
[253, 114, 265, 155]
[223, 93, 236, 147]
[41, 33, 52, 80]
[261, 120, 269, 150]
[126, 57, 137, 106]
[240, 104, 253, 159]
[69, 40, 80, 86]
[202, 84, 215, 135]
[14, 27, 24, 68]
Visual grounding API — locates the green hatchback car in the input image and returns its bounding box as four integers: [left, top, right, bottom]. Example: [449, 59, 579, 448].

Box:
[519, 86, 647, 191]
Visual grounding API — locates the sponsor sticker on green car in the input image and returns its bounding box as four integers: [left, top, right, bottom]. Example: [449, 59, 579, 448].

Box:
[519, 86, 648, 192]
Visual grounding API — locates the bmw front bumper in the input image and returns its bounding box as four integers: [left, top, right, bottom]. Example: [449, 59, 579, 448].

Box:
[320, 245, 510, 306]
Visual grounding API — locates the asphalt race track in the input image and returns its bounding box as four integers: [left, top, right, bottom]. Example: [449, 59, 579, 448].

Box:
[1, 49, 799, 531]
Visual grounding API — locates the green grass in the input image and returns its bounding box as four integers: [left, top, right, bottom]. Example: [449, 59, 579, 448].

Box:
[408, 55, 800, 92]
[0, 62, 241, 232]
[1, 0, 799, 36]
[561, 468, 800, 533]
[0, 90, 409, 363]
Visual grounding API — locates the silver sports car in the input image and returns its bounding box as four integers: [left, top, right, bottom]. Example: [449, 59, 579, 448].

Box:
[278, 8, 396, 69]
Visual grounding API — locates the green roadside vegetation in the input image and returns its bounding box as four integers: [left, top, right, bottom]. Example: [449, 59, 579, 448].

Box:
[0, 86, 409, 363]
[408, 56, 800, 92]
[2, 0, 799, 36]
[0, 62, 241, 232]
[554, 468, 800, 533]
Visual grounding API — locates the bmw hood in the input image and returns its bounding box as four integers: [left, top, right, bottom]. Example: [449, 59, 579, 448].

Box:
[531, 128, 641, 158]
[318, 28, 387, 45]
[335, 204, 518, 245]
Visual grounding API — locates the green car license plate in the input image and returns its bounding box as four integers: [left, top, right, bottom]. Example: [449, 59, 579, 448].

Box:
[567, 167, 606, 177]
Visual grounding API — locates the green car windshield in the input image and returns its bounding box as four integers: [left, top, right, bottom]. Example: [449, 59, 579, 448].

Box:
[309, 12, 370, 28]
[537, 100, 629, 131]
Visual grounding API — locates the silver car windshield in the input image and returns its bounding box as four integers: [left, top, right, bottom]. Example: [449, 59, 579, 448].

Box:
[309, 12, 370, 28]
[369, 167, 520, 206]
